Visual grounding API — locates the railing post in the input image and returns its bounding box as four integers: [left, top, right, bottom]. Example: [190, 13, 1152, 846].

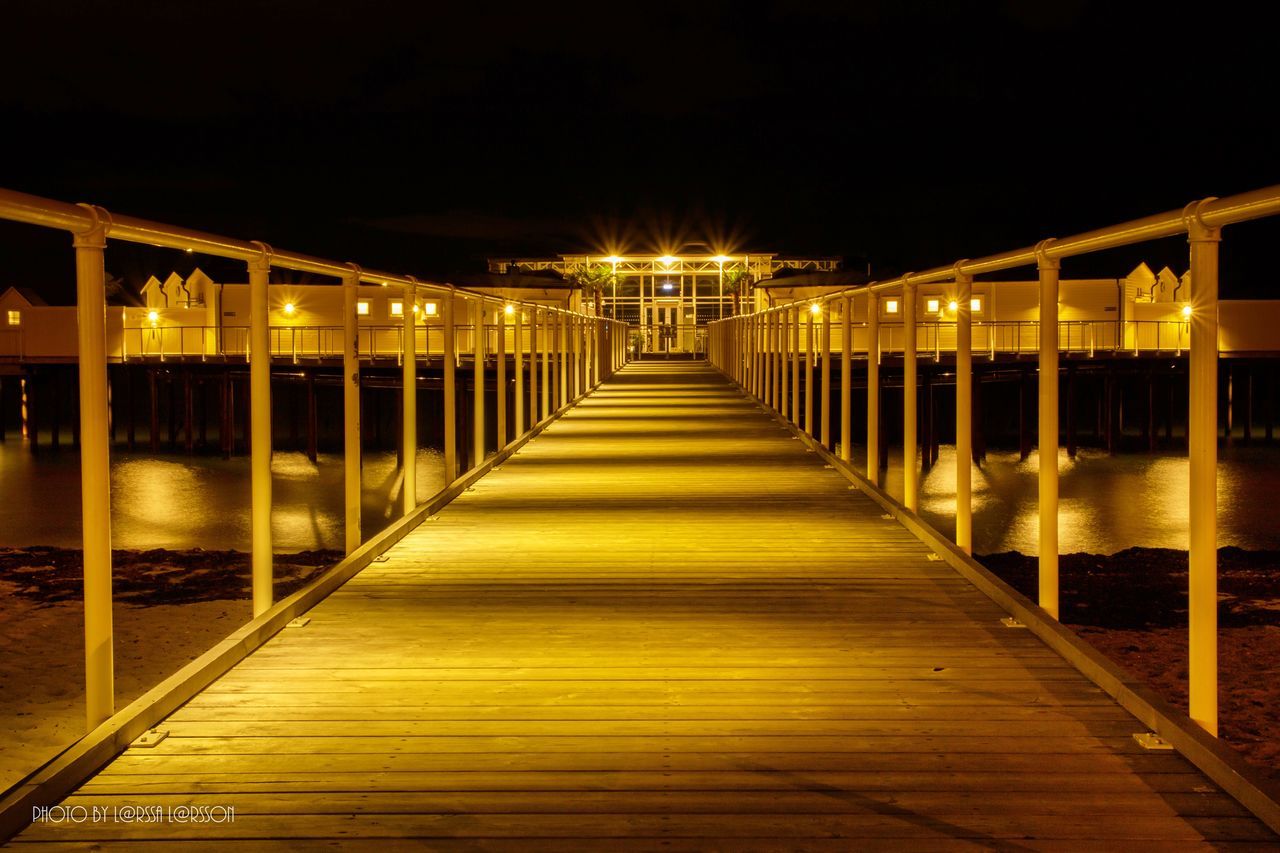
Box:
[867, 291, 880, 486]
[342, 266, 362, 554]
[805, 307, 815, 436]
[443, 288, 456, 484]
[821, 302, 832, 449]
[247, 243, 273, 617]
[473, 299, 485, 467]
[903, 279, 918, 512]
[541, 308, 550, 420]
[773, 311, 782, 412]
[1036, 241, 1061, 619]
[840, 296, 851, 463]
[1187, 201, 1222, 736]
[755, 315, 765, 398]
[781, 310, 790, 419]
[790, 306, 801, 424]
[515, 306, 525, 436]
[496, 304, 507, 451]
[72, 207, 114, 729]
[559, 311, 568, 408]
[955, 266, 973, 555]
[762, 313, 772, 406]
[402, 278, 417, 516]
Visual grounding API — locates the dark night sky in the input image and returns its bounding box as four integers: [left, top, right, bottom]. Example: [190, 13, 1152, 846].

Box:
[2, 0, 1276, 300]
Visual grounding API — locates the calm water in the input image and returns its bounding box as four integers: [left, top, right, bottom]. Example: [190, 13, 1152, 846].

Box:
[871, 444, 1280, 554]
[1, 441, 1278, 554]
[0, 443, 445, 550]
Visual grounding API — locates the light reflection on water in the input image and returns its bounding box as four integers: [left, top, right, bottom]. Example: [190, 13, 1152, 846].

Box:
[2, 440, 1278, 555]
[0, 443, 444, 550]
[867, 444, 1280, 555]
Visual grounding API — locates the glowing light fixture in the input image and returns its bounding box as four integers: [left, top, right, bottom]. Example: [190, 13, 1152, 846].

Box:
[657, 255, 677, 266]
[603, 256, 623, 264]
[504, 304, 515, 317]
[810, 302, 822, 316]
[1182, 303, 1193, 319]
[184, 248, 193, 254]
[412, 303, 420, 313]
[661, 282, 674, 291]
[712, 255, 733, 263]
[283, 302, 296, 316]
[147, 310, 159, 325]
[948, 300, 959, 312]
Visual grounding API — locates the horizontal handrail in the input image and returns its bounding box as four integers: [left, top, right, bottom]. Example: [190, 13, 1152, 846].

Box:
[714, 184, 1280, 317]
[0, 187, 586, 316]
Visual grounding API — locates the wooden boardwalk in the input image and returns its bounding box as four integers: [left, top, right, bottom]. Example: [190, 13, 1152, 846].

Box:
[11, 362, 1277, 850]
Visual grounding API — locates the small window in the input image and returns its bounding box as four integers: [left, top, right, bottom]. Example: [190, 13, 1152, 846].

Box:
[884, 299, 899, 315]
[390, 301, 404, 316]
[356, 300, 370, 316]
[925, 298, 940, 314]
[424, 302, 438, 316]
[5, 310, 19, 326]
[970, 297, 983, 314]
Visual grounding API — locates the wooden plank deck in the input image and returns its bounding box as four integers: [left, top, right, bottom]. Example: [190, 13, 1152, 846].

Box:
[10, 362, 1277, 850]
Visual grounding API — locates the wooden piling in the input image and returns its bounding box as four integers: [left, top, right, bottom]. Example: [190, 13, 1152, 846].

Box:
[1066, 364, 1077, 459]
[306, 370, 318, 463]
[149, 369, 159, 452]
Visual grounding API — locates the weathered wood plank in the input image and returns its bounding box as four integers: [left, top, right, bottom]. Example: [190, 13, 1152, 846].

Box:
[11, 363, 1274, 847]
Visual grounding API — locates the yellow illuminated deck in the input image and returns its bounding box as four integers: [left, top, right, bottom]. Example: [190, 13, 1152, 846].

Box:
[13, 363, 1273, 848]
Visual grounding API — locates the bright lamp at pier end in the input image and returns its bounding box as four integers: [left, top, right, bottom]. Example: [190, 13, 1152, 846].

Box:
[504, 304, 515, 316]
[147, 310, 158, 325]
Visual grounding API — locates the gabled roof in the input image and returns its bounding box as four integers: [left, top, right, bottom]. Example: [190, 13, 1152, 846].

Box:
[0, 286, 49, 306]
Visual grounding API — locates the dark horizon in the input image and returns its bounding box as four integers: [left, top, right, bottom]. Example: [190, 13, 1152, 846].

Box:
[2, 1, 1277, 301]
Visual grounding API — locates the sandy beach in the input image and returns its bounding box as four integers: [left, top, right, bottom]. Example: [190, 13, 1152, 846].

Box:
[0, 548, 335, 794]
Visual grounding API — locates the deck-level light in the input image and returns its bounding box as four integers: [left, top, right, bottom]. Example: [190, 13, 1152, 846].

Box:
[147, 310, 159, 325]
[1182, 303, 1193, 319]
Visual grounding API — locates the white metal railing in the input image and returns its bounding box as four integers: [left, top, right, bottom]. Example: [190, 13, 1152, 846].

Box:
[709, 184, 1280, 751]
[0, 184, 633, 801]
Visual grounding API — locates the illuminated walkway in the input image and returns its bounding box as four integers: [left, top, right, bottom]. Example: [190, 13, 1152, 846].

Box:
[12, 363, 1274, 848]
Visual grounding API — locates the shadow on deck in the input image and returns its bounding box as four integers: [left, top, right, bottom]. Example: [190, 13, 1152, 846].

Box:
[7, 363, 1277, 849]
